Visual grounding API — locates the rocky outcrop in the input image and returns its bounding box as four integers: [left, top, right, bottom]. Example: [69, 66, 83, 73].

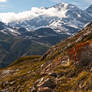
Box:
[30, 77, 56, 92]
[69, 40, 92, 66]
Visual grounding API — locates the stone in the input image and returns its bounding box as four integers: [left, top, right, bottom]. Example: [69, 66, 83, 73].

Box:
[2, 81, 8, 87]
[48, 72, 57, 77]
[38, 87, 52, 92]
[29, 86, 37, 92]
[37, 78, 56, 89]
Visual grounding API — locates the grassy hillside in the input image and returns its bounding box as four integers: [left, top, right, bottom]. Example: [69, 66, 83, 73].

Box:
[0, 22, 92, 92]
[0, 32, 49, 68]
[0, 27, 68, 68]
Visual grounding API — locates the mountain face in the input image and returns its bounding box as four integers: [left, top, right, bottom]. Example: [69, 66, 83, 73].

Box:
[0, 3, 92, 36]
[7, 3, 92, 35]
[0, 22, 69, 68]
[86, 5, 92, 15]
[0, 22, 49, 68]
[0, 22, 92, 92]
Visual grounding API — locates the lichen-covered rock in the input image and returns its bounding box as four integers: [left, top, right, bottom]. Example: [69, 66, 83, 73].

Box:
[69, 40, 92, 66]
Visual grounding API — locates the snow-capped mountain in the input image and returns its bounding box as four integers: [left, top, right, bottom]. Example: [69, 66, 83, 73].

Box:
[0, 2, 92, 36]
[86, 5, 92, 16]
[7, 3, 92, 35]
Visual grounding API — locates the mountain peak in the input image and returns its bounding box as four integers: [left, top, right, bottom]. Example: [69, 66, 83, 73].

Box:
[53, 2, 69, 9]
[86, 4, 92, 14]
[53, 2, 76, 9]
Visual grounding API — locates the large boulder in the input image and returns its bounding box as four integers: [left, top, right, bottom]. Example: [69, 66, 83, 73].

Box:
[69, 40, 92, 66]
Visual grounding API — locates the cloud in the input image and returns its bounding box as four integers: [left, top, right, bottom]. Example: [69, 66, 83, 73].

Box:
[0, 6, 67, 23]
[51, 0, 62, 3]
[0, 0, 7, 3]
[84, 0, 92, 3]
[0, 4, 7, 8]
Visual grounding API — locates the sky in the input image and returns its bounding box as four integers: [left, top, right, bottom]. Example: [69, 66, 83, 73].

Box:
[0, 0, 92, 13]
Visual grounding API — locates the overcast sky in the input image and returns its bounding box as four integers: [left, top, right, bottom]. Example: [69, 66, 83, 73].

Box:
[0, 0, 92, 12]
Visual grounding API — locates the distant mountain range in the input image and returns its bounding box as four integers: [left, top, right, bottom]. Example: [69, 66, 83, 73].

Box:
[0, 2, 92, 68]
[0, 3, 92, 35]
[0, 22, 68, 68]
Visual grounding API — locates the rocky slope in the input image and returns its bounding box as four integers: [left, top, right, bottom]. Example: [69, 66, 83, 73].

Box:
[0, 22, 92, 92]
